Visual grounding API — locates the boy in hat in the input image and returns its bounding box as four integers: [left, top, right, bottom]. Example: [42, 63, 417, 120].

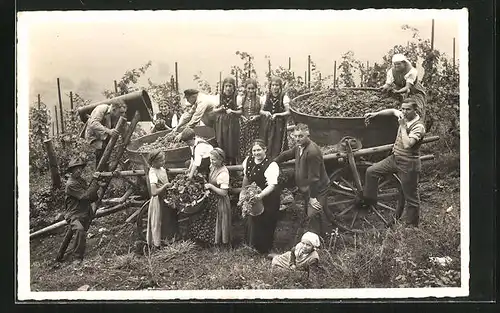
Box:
[173, 89, 218, 139]
[179, 127, 213, 180]
[55, 157, 100, 265]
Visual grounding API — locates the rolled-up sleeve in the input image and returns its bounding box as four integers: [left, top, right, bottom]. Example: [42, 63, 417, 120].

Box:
[385, 68, 395, 85]
[408, 124, 425, 141]
[404, 67, 418, 85]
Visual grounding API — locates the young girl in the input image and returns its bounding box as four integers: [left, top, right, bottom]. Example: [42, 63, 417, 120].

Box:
[271, 232, 320, 270]
[147, 150, 177, 249]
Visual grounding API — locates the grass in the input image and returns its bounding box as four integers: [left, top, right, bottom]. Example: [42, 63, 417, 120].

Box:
[29, 152, 462, 291]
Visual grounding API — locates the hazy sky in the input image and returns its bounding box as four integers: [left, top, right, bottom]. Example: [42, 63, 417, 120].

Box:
[19, 10, 465, 110]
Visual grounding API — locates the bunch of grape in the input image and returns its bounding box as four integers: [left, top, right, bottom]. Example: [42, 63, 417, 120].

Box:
[166, 174, 207, 211]
[136, 132, 187, 153]
[292, 89, 400, 118]
[237, 182, 262, 218]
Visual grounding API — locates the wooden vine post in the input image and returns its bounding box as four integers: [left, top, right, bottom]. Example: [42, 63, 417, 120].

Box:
[54, 106, 59, 136]
[307, 55, 311, 89]
[57, 78, 64, 134]
[43, 139, 61, 189]
[333, 60, 337, 88]
[114, 80, 118, 94]
[175, 62, 179, 92]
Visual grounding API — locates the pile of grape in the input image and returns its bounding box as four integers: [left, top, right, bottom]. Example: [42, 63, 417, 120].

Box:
[292, 89, 400, 118]
[237, 182, 262, 218]
[136, 132, 187, 153]
[165, 174, 207, 211]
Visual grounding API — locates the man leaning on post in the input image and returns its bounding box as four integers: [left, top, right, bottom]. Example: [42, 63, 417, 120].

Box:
[360, 98, 426, 227]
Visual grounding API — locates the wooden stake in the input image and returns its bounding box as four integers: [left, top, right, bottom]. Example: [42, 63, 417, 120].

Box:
[288, 57, 291, 70]
[307, 55, 311, 89]
[57, 78, 64, 133]
[431, 19, 435, 50]
[248, 56, 251, 78]
[37, 94, 41, 109]
[175, 62, 179, 92]
[69, 91, 74, 110]
[52, 122, 55, 137]
[268, 59, 271, 77]
[219, 71, 222, 93]
[54, 106, 59, 136]
[114, 80, 118, 93]
[304, 71, 307, 85]
[43, 139, 61, 189]
[333, 61, 337, 88]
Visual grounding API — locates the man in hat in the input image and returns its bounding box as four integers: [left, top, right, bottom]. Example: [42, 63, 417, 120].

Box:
[179, 127, 213, 180]
[172, 89, 218, 140]
[274, 123, 330, 238]
[85, 102, 127, 169]
[55, 158, 100, 265]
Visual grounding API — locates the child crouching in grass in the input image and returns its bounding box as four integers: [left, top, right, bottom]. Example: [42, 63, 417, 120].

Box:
[271, 232, 320, 270]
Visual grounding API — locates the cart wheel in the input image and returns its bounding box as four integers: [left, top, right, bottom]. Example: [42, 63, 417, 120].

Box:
[136, 199, 150, 241]
[325, 162, 405, 233]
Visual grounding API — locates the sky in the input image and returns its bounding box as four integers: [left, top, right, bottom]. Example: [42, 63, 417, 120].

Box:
[18, 9, 466, 114]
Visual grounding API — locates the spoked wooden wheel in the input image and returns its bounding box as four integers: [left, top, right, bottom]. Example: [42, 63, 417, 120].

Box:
[325, 161, 405, 233]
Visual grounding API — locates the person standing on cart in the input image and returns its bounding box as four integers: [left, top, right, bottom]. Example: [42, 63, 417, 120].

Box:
[173, 89, 218, 140]
[85, 102, 127, 170]
[362, 98, 426, 227]
[55, 158, 100, 265]
[274, 123, 330, 238]
[380, 53, 426, 121]
[179, 127, 214, 180]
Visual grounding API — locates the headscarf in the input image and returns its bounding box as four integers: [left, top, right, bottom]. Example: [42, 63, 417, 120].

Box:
[219, 77, 237, 110]
[391, 53, 408, 64]
[148, 150, 163, 165]
[301, 231, 321, 248]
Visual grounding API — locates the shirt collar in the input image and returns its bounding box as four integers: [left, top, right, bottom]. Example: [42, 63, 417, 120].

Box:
[406, 114, 420, 127]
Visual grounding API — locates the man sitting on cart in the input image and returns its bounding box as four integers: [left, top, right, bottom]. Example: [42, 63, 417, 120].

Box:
[274, 123, 330, 238]
[362, 98, 426, 227]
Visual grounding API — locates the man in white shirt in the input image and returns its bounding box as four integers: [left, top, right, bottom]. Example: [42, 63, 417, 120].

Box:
[179, 127, 213, 180]
[173, 89, 219, 140]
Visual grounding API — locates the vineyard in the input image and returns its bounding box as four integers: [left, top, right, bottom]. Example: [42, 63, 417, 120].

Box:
[27, 24, 461, 292]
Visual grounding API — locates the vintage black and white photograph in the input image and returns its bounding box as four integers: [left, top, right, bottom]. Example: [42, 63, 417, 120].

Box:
[17, 9, 468, 300]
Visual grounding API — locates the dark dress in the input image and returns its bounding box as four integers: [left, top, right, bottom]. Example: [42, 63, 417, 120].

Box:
[245, 156, 281, 254]
[152, 111, 176, 133]
[214, 95, 240, 164]
[260, 94, 289, 159]
[238, 95, 262, 160]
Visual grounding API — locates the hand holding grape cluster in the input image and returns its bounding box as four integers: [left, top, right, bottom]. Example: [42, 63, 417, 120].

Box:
[237, 182, 263, 218]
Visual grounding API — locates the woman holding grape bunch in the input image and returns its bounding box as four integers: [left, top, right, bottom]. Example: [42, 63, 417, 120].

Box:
[240, 139, 281, 254]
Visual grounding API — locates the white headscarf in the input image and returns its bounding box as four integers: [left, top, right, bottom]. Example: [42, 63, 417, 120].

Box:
[301, 232, 321, 248]
[392, 53, 408, 64]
